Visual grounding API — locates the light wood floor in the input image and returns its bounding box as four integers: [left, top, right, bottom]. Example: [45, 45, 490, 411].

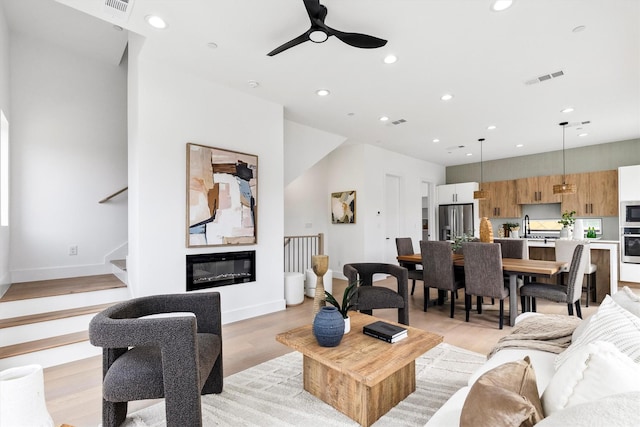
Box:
[44, 278, 603, 427]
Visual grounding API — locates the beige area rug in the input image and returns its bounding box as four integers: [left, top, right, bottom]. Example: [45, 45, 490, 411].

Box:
[123, 342, 485, 427]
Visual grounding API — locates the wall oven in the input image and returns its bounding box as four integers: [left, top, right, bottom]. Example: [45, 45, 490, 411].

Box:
[622, 201, 640, 226]
[622, 227, 640, 264]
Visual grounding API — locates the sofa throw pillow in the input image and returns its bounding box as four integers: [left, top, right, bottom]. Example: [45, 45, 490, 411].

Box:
[460, 356, 544, 427]
[612, 286, 640, 317]
[542, 341, 640, 415]
[555, 295, 640, 369]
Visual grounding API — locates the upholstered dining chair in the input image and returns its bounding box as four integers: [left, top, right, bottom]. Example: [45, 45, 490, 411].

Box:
[461, 242, 510, 329]
[555, 239, 597, 306]
[494, 238, 528, 307]
[395, 237, 423, 295]
[89, 292, 223, 427]
[420, 240, 465, 318]
[343, 263, 409, 325]
[520, 243, 588, 318]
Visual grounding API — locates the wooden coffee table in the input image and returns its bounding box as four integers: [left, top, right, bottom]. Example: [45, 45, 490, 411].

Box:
[276, 312, 443, 426]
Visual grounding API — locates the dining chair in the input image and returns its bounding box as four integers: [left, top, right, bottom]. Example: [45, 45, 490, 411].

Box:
[520, 243, 588, 318]
[420, 240, 464, 318]
[555, 239, 597, 306]
[461, 242, 510, 329]
[494, 238, 528, 307]
[395, 237, 423, 295]
[343, 263, 409, 325]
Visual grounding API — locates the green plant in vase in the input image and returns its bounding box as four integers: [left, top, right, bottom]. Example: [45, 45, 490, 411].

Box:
[558, 210, 576, 238]
[325, 281, 358, 333]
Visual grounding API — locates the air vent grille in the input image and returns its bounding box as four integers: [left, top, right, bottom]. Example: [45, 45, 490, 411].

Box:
[525, 70, 565, 85]
[388, 118, 407, 126]
[103, 0, 134, 21]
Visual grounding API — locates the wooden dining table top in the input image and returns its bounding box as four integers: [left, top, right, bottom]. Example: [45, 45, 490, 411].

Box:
[397, 253, 567, 276]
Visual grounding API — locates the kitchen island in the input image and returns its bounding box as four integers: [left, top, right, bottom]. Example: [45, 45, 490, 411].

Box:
[524, 239, 619, 302]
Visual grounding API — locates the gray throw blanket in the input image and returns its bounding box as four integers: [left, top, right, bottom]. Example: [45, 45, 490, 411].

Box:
[488, 314, 582, 359]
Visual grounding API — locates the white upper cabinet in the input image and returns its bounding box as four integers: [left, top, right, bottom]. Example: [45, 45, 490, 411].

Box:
[437, 182, 478, 204]
[619, 165, 640, 201]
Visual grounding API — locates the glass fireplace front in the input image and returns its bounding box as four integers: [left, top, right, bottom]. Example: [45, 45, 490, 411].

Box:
[186, 251, 256, 291]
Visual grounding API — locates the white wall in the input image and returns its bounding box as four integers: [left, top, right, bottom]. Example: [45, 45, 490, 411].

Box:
[0, 2, 10, 295]
[283, 120, 346, 187]
[8, 32, 128, 282]
[288, 143, 446, 279]
[128, 38, 285, 324]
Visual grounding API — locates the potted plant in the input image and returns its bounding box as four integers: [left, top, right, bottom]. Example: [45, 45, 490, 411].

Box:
[503, 222, 520, 238]
[451, 233, 474, 253]
[558, 210, 576, 238]
[325, 281, 357, 333]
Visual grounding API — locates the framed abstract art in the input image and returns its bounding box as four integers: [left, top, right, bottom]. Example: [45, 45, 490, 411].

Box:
[186, 143, 257, 247]
[331, 190, 356, 224]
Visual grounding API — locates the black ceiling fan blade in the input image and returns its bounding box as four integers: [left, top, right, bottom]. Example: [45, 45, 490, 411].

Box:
[303, 0, 326, 22]
[267, 33, 310, 56]
[327, 27, 387, 49]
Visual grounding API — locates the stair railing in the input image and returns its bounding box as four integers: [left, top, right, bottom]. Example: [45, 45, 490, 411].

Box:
[99, 187, 128, 203]
[283, 233, 324, 275]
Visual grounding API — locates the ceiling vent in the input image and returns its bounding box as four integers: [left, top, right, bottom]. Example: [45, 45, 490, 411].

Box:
[103, 0, 135, 21]
[445, 145, 466, 153]
[391, 118, 407, 126]
[566, 120, 591, 128]
[525, 70, 564, 86]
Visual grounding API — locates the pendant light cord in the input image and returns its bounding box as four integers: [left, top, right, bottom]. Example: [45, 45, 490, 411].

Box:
[560, 121, 568, 184]
[479, 138, 485, 186]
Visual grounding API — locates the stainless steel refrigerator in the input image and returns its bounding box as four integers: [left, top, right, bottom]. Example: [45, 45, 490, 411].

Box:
[438, 204, 475, 241]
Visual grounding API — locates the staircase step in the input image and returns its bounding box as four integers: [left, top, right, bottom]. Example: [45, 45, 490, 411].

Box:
[111, 259, 127, 271]
[0, 303, 115, 329]
[0, 274, 126, 302]
[0, 331, 89, 359]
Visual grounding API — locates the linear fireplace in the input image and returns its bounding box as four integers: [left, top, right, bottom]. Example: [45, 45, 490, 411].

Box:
[186, 251, 256, 291]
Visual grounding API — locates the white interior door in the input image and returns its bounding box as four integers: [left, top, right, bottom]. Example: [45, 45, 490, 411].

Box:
[385, 174, 401, 264]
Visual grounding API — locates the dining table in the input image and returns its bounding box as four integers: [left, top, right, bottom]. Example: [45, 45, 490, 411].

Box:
[396, 253, 567, 326]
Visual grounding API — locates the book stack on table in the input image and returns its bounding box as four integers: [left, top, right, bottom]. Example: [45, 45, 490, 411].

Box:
[363, 320, 408, 343]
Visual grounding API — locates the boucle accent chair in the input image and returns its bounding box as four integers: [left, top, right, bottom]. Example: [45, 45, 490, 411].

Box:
[420, 240, 464, 317]
[343, 263, 409, 325]
[395, 237, 423, 295]
[520, 244, 588, 318]
[89, 292, 223, 427]
[461, 242, 510, 329]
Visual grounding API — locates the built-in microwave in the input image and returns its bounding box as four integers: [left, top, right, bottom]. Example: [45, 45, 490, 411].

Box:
[622, 201, 640, 226]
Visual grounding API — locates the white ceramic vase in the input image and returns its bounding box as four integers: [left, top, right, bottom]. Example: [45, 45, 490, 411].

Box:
[344, 316, 351, 334]
[0, 364, 54, 427]
[573, 219, 584, 240]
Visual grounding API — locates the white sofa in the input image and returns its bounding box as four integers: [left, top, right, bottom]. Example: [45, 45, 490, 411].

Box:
[426, 287, 640, 427]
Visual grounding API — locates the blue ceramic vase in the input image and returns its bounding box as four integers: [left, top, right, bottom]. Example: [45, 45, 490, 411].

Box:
[313, 306, 345, 347]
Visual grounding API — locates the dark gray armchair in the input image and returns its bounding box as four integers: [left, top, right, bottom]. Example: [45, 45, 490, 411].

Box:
[343, 263, 409, 325]
[89, 292, 223, 427]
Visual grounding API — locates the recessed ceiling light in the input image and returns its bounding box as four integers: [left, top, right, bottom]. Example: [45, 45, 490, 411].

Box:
[112, 25, 123, 32]
[487, 125, 497, 130]
[347, 112, 355, 116]
[491, 0, 514, 12]
[578, 133, 588, 137]
[316, 89, 330, 96]
[145, 15, 167, 29]
[432, 138, 440, 143]
[516, 144, 524, 148]
[207, 42, 218, 49]
[572, 25, 586, 33]
[561, 107, 574, 113]
[247, 80, 259, 88]
[466, 153, 473, 157]
[383, 54, 397, 64]
[440, 93, 454, 101]
[379, 116, 389, 122]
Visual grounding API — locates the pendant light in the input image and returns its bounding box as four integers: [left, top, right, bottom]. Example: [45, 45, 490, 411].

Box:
[553, 121, 577, 195]
[473, 138, 489, 200]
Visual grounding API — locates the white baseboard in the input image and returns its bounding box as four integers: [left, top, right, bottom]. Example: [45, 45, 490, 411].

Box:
[10, 263, 112, 283]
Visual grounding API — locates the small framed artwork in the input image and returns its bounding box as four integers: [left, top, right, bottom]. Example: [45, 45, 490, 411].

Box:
[186, 143, 258, 247]
[331, 191, 356, 224]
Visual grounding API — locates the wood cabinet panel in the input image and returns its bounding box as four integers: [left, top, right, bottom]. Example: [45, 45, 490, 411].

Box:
[479, 180, 521, 218]
[561, 170, 618, 216]
[516, 175, 563, 204]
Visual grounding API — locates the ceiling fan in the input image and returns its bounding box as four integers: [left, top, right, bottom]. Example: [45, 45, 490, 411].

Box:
[267, 0, 387, 56]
